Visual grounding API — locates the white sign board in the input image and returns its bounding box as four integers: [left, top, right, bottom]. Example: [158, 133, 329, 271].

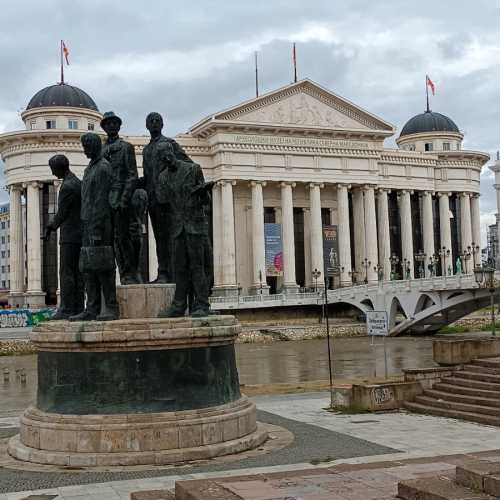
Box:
[366, 311, 389, 336]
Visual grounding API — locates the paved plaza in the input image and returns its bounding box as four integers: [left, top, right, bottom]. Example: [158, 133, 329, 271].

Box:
[2, 392, 500, 498]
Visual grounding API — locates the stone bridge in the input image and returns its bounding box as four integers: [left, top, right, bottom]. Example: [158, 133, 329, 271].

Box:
[209, 275, 498, 336]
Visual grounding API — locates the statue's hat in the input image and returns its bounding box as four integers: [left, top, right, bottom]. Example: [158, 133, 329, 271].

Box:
[100, 111, 122, 128]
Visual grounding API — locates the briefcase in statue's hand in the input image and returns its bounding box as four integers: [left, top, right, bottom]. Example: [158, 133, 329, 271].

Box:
[79, 246, 115, 273]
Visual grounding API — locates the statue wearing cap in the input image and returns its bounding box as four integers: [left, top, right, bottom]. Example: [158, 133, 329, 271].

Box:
[100, 111, 140, 284]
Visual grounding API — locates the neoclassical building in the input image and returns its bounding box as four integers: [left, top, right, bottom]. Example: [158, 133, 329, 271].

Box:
[0, 78, 489, 307]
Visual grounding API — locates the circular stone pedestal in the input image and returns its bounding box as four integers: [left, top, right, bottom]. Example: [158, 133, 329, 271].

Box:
[8, 316, 267, 466]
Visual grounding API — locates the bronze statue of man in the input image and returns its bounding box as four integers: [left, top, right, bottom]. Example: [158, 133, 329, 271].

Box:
[100, 111, 139, 284]
[70, 133, 119, 322]
[142, 112, 192, 283]
[43, 154, 84, 320]
[156, 145, 210, 317]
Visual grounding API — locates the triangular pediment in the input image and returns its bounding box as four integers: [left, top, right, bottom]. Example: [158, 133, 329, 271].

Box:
[207, 79, 394, 132]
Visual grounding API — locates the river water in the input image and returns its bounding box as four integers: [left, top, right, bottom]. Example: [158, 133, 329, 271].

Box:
[0, 337, 435, 416]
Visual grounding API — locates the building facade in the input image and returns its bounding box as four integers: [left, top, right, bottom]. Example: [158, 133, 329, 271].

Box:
[0, 79, 489, 307]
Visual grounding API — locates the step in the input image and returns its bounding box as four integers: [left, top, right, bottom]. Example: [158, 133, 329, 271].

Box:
[453, 371, 500, 384]
[398, 475, 490, 499]
[433, 383, 500, 401]
[404, 401, 500, 427]
[414, 395, 500, 418]
[423, 389, 500, 409]
[473, 358, 500, 369]
[456, 460, 500, 492]
[444, 377, 500, 392]
[464, 364, 500, 376]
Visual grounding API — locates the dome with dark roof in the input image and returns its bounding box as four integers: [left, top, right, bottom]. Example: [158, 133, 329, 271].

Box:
[400, 110, 459, 137]
[26, 83, 98, 111]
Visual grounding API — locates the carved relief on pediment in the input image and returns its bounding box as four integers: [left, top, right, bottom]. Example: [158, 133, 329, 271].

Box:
[236, 93, 370, 130]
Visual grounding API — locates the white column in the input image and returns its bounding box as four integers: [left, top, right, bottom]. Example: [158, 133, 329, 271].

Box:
[422, 191, 435, 277]
[363, 186, 378, 283]
[439, 192, 453, 275]
[280, 182, 298, 293]
[303, 208, 312, 288]
[8, 185, 24, 305]
[399, 190, 414, 279]
[211, 182, 223, 289]
[147, 215, 158, 282]
[25, 181, 45, 307]
[220, 180, 238, 295]
[352, 187, 365, 278]
[250, 181, 268, 294]
[309, 183, 324, 288]
[470, 194, 481, 266]
[460, 192, 473, 261]
[377, 189, 391, 280]
[337, 184, 352, 286]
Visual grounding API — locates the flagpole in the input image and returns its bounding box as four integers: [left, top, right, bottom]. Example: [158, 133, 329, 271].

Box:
[60, 40, 64, 84]
[425, 75, 429, 112]
[293, 43, 297, 83]
[255, 51, 259, 97]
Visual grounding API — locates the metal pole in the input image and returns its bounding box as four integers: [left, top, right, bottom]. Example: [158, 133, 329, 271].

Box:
[323, 274, 334, 407]
[492, 287, 496, 337]
[383, 335, 388, 379]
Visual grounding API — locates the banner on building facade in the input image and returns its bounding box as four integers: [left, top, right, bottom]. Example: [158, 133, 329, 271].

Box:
[264, 223, 283, 276]
[323, 225, 339, 277]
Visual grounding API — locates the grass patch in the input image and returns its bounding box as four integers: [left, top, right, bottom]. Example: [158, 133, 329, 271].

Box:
[437, 325, 471, 334]
[480, 322, 500, 332]
[310, 456, 336, 465]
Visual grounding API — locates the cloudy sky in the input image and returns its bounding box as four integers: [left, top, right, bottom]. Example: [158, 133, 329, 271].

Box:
[1, 0, 499, 238]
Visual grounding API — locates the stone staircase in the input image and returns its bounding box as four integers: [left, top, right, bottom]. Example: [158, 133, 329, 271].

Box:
[398, 458, 500, 499]
[405, 357, 500, 426]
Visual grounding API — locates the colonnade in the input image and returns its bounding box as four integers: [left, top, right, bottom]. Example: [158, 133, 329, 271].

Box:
[7, 180, 483, 303]
[210, 180, 482, 296]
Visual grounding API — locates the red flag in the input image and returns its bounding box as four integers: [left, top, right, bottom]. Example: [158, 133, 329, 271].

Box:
[62, 41, 70, 65]
[426, 75, 435, 95]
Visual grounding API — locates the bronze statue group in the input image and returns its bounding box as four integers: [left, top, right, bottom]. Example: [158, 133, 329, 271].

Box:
[45, 112, 211, 321]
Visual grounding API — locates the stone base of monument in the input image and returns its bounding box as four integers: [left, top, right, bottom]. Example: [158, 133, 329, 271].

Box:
[8, 316, 267, 466]
[116, 283, 175, 318]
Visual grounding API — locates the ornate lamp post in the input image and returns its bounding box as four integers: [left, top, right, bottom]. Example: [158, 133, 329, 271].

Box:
[428, 254, 438, 277]
[312, 268, 321, 293]
[463, 249, 472, 274]
[374, 264, 383, 281]
[390, 254, 400, 281]
[402, 258, 411, 280]
[362, 258, 371, 284]
[414, 251, 426, 278]
[438, 247, 450, 276]
[475, 264, 496, 337]
[471, 242, 480, 268]
[258, 270, 264, 295]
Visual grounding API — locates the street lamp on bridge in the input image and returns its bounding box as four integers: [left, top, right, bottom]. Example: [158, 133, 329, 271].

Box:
[362, 258, 371, 284]
[474, 264, 496, 337]
[403, 258, 411, 280]
[470, 243, 481, 268]
[438, 247, 450, 276]
[312, 268, 321, 293]
[414, 251, 426, 278]
[461, 249, 472, 274]
[428, 254, 439, 277]
[390, 254, 400, 280]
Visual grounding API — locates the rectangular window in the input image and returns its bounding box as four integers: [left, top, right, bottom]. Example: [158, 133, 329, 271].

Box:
[68, 120, 78, 130]
[2, 281, 5, 289]
[1, 251, 5, 258]
[8, 250, 10, 257]
[30, 120, 36, 130]
[7, 235, 9, 243]
[7, 265, 10, 272]
[443, 142, 450, 151]
[8, 280, 10, 288]
[1, 222, 5, 229]
[2, 266, 5, 273]
[424, 142, 433, 152]
[46, 120, 56, 129]
[1, 237, 4, 244]
[88, 122, 95, 131]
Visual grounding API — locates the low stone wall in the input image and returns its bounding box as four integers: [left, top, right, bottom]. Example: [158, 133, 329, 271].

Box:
[403, 367, 458, 389]
[433, 337, 500, 365]
[237, 323, 366, 343]
[351, 381, 422, 411]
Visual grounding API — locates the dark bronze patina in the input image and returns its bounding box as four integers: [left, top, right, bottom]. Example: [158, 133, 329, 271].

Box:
[70, 133, 119, 322]
[44, 155, 84, 319]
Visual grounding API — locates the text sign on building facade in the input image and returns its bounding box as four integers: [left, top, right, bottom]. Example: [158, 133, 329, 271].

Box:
[366, 311, 389, 336]
[264, 223, 283, 276]
[322, 225, 339, 277]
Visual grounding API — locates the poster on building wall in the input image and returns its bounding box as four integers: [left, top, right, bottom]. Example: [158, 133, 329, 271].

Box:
[323, 225, 339, 276]
[264, 223, 283, 276]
